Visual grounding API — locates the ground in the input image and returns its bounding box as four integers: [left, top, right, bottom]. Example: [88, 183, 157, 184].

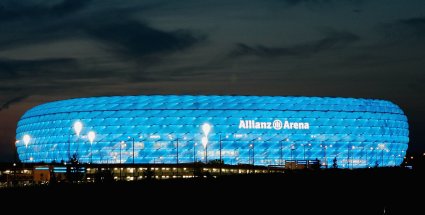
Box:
[0, 167, 422, 214]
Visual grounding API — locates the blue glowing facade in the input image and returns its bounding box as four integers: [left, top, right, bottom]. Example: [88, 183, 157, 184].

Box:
[16, 95, 409, 168]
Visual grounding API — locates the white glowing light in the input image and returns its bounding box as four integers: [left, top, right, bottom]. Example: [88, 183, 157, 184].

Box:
[88, 131, 95, 144]
[73, 121, 83, 137]
[23, 134, 31, 147]
[202, 123, 211, 136]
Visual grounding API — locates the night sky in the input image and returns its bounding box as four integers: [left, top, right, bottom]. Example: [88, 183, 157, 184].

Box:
[0, 0, 424, 162]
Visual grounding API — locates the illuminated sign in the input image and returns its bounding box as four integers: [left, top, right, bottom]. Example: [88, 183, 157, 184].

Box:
[238, 119, 310, 130]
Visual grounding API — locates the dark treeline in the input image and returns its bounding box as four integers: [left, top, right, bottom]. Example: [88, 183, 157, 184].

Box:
[0, 167, 422, 214]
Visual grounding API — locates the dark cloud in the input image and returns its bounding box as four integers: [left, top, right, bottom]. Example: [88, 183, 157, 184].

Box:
[0, 1, 204, 59]
[230, 43, 295, 58]
[0, 0, 89, 21]
[280, 0, 365, 6]
[283, 0, 332, 5]
[51, 0, 91, 16]
[0, 57, 128, 102]
[0, 0, 90, 49]
[0, 96, 28, 111]
[230, 31, 360, 58]
[85, 19, 204, 58]
[379, 16, 425, 42]
[399, 17, 425, 26]
[0, 0, 206, 104]
[0, 58, 77, 80]
[398, 17, 425, 38]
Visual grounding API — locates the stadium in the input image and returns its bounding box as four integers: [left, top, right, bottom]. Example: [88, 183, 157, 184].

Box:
[16, 95, 409, 168]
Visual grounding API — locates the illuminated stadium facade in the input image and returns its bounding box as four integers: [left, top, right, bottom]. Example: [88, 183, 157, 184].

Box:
[16, 95, 409, 168]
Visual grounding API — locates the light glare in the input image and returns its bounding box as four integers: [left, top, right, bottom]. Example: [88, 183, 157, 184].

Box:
[23, 134, 31, 147]
[202, 123, 211, 136]
[88, 131, 95, 144]
[74, 121, 83, 136]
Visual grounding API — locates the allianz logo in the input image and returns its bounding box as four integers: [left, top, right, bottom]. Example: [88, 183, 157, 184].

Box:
[239, 119, 310, 130]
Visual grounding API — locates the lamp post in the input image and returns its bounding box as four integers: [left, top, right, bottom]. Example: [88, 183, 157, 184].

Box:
[320, 144, 325, 167]
[219, 134, 222, 175]
[279, 138, 289, 166]
[175, 137, 179, 177]
[307, 143, 312, 161]
[247, 137, 260, 167]
[119, 141, 124, 164]
[248, 143, 254, 165]
[201, 123, 211, 164]
[279, 140, 283, 166]
[309, 135, 316, 165]
[202, 136, 208, 163]
[347, 145, 350, 169]
[72, 121, 83, 160]
[290, 144, 295, 169]
[119, 141, 125, 180]
[381, 149, 384, 167]
[193, 141, 197, 178]
[378, 143, 386, 167]
[398, 150, 402, 166]
[176, 138, 179, 165]
[128, 135, 143, 165]
[128, 136, 135, 164]
[88, 131, 95, 164]
[351, 146, 356, 168]
[193, 142, 197, 163]
[219, 134, 222, 164]
[397, 154, 401, 166]
[234, 148, 238, 165]
[23, 134, 31, 163]
[366, 147, 371, 168]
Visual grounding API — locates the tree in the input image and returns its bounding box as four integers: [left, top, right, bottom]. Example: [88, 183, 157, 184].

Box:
[332, 157, 338, 168]
[208, 159, 224, 165]
[374, 160, 379, 168]
[66, 153, 84, 183]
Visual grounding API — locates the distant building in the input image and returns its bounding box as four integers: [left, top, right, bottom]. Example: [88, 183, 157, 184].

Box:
[16, 95, 409, 168]
[33, 166, 51, 184]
